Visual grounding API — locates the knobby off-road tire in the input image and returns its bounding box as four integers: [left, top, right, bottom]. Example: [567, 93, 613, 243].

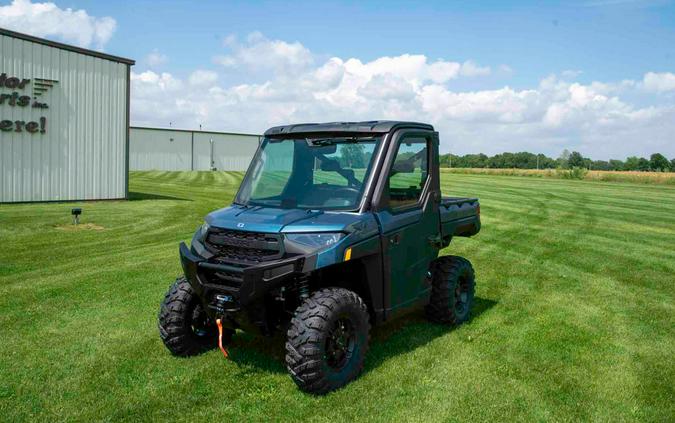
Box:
[425, 255, 476, 325]
[286, 288, 371, 394]
[158, 277, 231, 356]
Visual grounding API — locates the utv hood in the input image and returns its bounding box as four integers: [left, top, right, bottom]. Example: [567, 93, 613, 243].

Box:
[205, 205, 379, 237]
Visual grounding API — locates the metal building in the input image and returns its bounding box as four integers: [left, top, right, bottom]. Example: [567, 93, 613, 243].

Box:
[0, 28, 134, 203]
[129, 127, 261, 171]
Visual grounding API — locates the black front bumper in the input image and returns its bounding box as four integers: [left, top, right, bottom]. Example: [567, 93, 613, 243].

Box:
[179, 242, 311, 314]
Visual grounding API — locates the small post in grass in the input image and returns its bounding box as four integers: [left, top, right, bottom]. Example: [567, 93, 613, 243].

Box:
[71, 208, 82, 225]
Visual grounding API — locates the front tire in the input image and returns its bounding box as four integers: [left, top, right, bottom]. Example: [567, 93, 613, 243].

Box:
[285, 288, 371, 394]
[425, 256, 476, 325]
[158, 277, 231, 356]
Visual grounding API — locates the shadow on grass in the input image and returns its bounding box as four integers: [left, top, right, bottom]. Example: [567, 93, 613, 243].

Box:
[225, 296, 497, 375]
[364, 296, 497, 373]
[128, 191, 190, 201]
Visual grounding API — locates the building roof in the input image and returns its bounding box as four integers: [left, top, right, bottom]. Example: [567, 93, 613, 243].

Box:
[264, 121, 434, 137]
[131, 126, 261, 138]
[0, 27, 135, 65]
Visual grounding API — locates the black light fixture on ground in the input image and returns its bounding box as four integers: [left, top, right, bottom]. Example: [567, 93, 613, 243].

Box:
[71, 208, 82, 225]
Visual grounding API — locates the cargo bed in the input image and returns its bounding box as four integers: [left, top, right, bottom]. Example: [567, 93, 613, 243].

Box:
[440, 197, 481, 239]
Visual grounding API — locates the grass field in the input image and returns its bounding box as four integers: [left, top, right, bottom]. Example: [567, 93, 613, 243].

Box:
[442, 167, 675, 185]
[1, 171, 673, 422]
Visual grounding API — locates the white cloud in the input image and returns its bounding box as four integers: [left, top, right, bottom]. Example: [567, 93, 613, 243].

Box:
[131, 71, 190, 125]
[188, 70, 218, 87]
[498, 64, 514, 75]
[0, 0, 116, 49]
[130, 32, 675, 158]
[419, 85, 541, 124]
[460, 60, 491, 77]
[215, 32, 313, 75]
[145, 49, 168, 68]
[358, 74, 416, 101]
[642, 72, 675, 92]
[561, 69, 583, 79]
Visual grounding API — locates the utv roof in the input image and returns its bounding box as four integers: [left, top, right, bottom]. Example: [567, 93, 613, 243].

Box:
[264, 120, 434, 137]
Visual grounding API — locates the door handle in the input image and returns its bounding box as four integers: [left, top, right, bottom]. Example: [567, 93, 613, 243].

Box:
[390, 233, 401, 245]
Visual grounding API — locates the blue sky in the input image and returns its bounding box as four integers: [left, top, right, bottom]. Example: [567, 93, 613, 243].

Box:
[2, 0, 674, 158]
[85, 1, 675, 86]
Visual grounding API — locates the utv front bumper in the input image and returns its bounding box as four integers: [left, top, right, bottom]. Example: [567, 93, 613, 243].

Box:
[179, 242, 314, 315]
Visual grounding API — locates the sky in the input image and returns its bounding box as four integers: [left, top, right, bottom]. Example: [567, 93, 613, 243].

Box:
[1, 0, 674, 159]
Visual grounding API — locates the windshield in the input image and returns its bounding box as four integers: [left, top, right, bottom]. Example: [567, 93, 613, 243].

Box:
[235, 137, 382, 210]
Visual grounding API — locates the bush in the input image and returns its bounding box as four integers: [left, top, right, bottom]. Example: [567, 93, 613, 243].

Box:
[556, 167, 588, 180]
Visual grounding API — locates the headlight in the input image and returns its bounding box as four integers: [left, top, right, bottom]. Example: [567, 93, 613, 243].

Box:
[190, 222, 211, 257]
[197, 222, 210, 242]
[285, 232, 344, 250]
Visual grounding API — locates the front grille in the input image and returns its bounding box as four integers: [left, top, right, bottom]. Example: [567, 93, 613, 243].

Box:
[202, 267, 244, 290]
[204, 228, 283, 265]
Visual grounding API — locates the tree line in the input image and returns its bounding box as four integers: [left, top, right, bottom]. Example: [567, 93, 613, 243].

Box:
[439, 150, 674, 172]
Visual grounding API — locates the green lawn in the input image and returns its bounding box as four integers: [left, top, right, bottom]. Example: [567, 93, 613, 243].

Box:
[1, 171, 673, 422]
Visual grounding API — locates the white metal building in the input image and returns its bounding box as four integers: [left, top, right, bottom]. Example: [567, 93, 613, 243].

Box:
[129, 127, 261, 171]
[0, 28, 134, 203]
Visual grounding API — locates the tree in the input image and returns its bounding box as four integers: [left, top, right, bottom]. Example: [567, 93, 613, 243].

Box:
[592, 160, 611, 171]
[649, 153, 670, 172]
[513, 152, 538, 169]
[568, 151, 585, 168]
[488, 153, 517, 168]
[624, 156, 640, 171]
[582, 158, 592, 169]
[475, 153, 489, 168]
[437, 151, 671, 172]
[609, 159, 624, 171]
[558, 149, 571, 168]
[459, 153, 488, 168]
[439, 153, 453, 167]
[339, 144, 366, 168]
[538, 154, 557, 169]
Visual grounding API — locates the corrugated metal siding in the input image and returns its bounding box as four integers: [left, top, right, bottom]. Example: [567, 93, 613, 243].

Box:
[0, 33, 128, 202]
[129, 128, 260, 171]
[129, 128, 192, 171]
[193, 132, 260, 171]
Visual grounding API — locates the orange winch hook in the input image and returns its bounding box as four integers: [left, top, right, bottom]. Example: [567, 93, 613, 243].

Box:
[215, 318, 229, 358]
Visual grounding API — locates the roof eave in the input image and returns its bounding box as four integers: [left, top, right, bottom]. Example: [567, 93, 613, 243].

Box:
[0, 27, 135, 65]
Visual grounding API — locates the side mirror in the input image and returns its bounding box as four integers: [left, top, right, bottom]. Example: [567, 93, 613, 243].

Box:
[392, 161, 415, 174]
[308, 140, 337, 154]
[320, 160, 341, 172]
[322, 144, 338, 154]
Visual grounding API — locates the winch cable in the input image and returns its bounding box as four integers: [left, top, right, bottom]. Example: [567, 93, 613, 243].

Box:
[215, 318, 229, 358]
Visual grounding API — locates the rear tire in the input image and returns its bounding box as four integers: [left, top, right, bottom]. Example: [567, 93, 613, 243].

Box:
[285, 288, 370, 394]
[158, 277, 231, 356]
[425, 256, 475, 325]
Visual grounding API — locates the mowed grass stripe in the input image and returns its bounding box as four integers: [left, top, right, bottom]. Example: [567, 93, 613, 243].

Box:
[0, 171, 673, 422]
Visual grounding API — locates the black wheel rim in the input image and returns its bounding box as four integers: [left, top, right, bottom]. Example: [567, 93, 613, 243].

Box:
[325, 317, 356, 370]
[190, 303, 211, 338]
[454, 275, 471, 317]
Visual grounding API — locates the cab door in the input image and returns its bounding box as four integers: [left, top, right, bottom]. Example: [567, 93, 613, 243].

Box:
[373, 132, 441, 317]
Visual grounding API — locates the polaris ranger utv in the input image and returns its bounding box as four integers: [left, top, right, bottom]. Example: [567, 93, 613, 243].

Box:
[159, 121, 480, 394]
